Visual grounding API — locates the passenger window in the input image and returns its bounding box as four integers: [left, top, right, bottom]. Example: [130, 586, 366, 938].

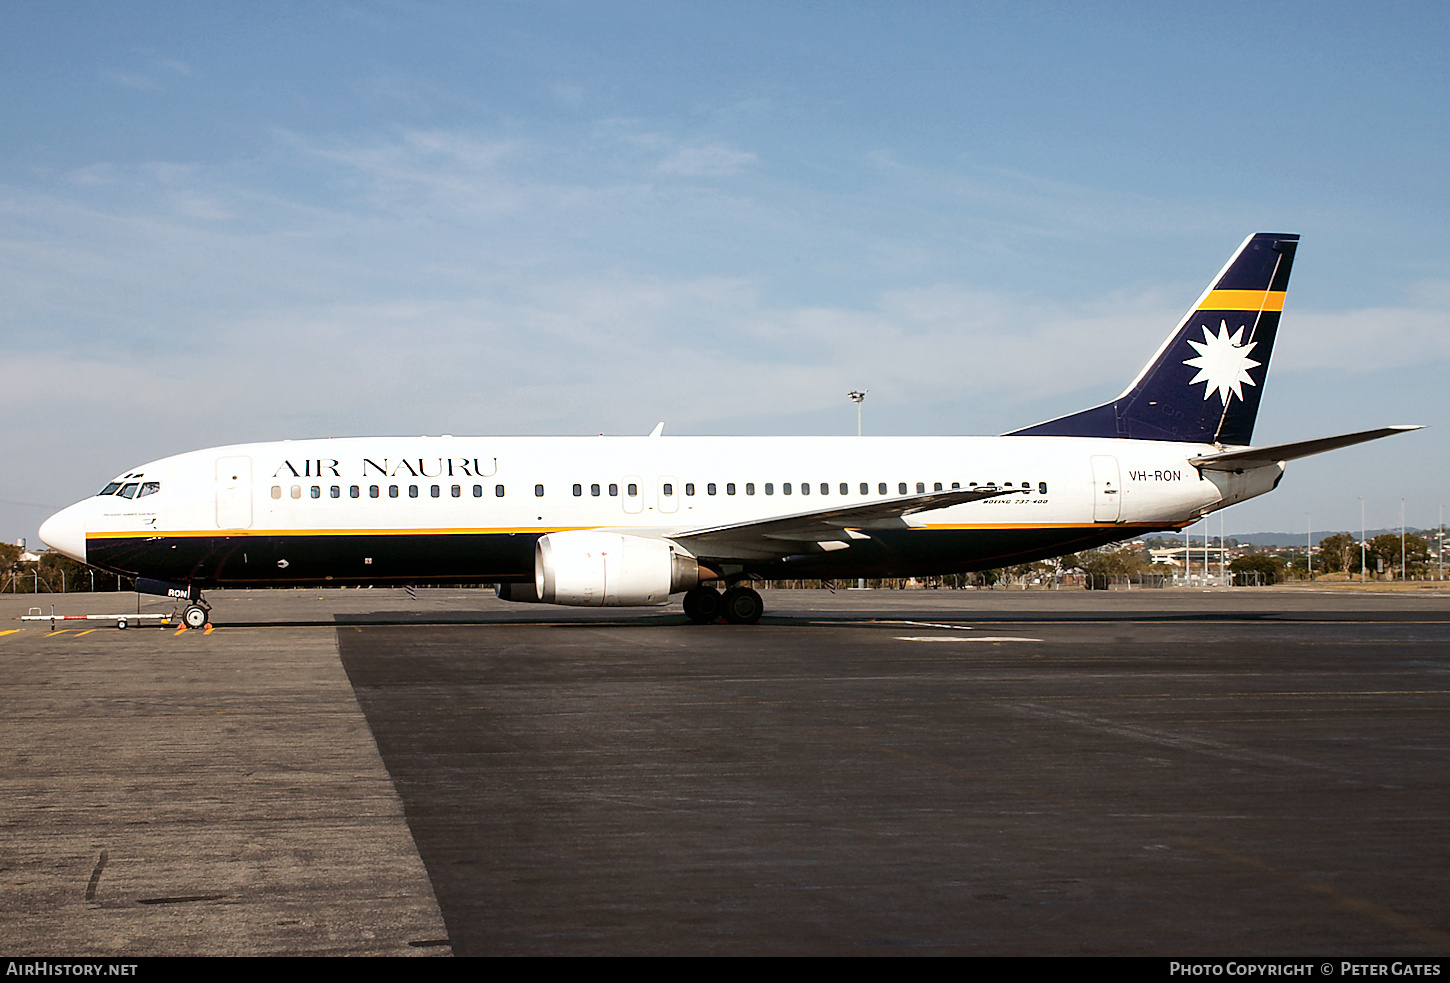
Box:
[291, 485, 302, 499]
[311, 486, 321, 499]
[878, 483, 887, 495]
[370, 485, 380, 498]
[573, 484, 582, 497]
[934, 482, 942, 492]
[1039, 481, 1048, 494]
[330, 486, 340, 499]
[663, 483, 673, 496]
[899, 483, 908, 495]
[118, 483, 139, 499]
[430, 485, 440, 498]
[609, 484, 618, 496]
[726, 483, 736, 495]
[745, 483, 754, 496]
[627, 483, 637, 496]
[860, 483, 868, 495]
[685, 483, 695, 496]
[798, 483, 807, 495]
[781, 483, 789, 495]
[408, 485, 418, 498]
[495, 485, 505, 497]
[707, 483, 716, 496]
[591, 484, 601, 497]
[951, 482, 960, 490]
[765, 483, 774, 495]
[473, 485, 482, 497]
[272, 486, 282, 499]
[535, 484, 544, 497]
[824, 483, 832, 495]
[451, 485, 461, 498]
[137, 482, 160, 498]
[350, 485, 360, 498]
[389, 485, 399, 498]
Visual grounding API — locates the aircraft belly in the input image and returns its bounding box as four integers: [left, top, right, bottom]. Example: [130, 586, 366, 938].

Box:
[86, 532, 540, 586]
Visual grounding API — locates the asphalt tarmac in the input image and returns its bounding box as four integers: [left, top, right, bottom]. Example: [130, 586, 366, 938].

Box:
[3, 585, 1448, 955]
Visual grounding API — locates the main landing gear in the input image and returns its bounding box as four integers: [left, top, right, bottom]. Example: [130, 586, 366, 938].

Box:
[682, 585, 764, 625]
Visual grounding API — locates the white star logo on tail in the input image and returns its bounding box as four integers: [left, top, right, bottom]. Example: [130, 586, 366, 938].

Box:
[1183, 321, 1260, 405]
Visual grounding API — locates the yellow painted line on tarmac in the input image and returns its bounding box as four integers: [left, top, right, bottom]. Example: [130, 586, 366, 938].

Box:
[45, 630, 71, 637]
[75, 629, 100, 636]
[173, 627, 189, 636]
[0, 629, 22, 637]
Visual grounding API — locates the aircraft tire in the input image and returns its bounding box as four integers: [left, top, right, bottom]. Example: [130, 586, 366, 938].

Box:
[683, 586, 723, 624]
[182, 604, 209, 630]
[721, 587, 763, 625]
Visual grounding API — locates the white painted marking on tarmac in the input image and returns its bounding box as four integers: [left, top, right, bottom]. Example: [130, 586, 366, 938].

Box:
[893, 621, 975, 630]
[895, 635, 1044, 643]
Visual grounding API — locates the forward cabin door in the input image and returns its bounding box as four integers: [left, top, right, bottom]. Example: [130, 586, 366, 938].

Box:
[216, 456, 253, 529]
[1091, 455, 1121, 523]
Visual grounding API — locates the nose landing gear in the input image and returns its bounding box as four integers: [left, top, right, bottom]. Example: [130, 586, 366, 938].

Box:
[181, 601, 211, 630]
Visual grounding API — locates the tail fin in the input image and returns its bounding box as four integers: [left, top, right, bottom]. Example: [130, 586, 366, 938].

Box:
[1009, 232, 1299, 444]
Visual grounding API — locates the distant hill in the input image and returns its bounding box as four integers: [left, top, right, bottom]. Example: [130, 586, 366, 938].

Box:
[1178, 528, 1441, 548]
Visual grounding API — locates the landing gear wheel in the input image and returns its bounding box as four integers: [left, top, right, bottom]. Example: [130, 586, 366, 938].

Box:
[182, 604, 209, 630]
[683, 586, 723, 624]
[721, 586, 764, 625]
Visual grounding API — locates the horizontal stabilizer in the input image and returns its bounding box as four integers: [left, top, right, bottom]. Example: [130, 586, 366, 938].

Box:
[671, 486, 1025, 560]
[1188, 425, 1423, 472]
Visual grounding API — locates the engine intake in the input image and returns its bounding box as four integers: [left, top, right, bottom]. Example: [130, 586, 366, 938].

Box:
[534, 531, 698, 606]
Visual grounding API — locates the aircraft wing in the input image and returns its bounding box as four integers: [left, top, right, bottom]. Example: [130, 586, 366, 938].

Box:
[1189, 425, 1423, 472]
[669, 486, 1026, 561]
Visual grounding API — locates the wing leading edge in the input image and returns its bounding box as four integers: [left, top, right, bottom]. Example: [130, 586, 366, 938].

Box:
[668, 486, 1027, 561]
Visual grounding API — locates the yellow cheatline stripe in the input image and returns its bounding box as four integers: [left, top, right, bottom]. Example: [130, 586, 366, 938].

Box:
[1198, 289, 1285, 312]
[88, 525, 598, 540]
[919, 522, 1168, 531]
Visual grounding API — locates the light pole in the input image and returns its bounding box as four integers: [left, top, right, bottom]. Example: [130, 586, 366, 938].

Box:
[847, 390, 867, 437]
[1306, 513, 1312, 582]
[1359, 496, 1366, 584]
[1401, 498, 1407, 581]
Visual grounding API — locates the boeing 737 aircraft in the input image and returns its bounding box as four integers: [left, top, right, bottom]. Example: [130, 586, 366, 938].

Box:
[40, 233, 1420, 628]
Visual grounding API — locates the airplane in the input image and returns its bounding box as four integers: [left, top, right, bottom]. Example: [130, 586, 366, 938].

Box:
[39, 232, 1420, 629]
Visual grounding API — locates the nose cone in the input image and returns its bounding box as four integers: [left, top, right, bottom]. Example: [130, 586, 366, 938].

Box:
[39, 502, 87, 563]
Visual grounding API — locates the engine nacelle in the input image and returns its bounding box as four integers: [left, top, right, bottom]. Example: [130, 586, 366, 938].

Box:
[535, 531, 699, 606]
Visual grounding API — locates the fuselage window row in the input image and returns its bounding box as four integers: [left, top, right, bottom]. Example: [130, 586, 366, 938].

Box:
[265, 478, 1049, 504]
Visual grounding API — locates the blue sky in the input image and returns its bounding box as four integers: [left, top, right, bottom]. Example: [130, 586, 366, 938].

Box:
[2, 1, 1447, 543]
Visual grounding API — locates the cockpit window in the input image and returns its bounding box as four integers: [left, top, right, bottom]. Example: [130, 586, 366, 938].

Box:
[99, 482, 122, 496]
[117, 483, 139, 499]
[137, 482, 160, 498]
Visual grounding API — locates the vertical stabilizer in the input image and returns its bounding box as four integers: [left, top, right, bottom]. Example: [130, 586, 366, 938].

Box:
[1009, 233, 1298, 444]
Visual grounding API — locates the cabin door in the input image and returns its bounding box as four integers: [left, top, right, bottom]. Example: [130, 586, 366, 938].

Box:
[216, 456, 253, 529]
[1091, 455, 1121, 522]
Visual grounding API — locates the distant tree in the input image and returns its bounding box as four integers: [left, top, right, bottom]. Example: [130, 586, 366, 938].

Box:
[1230, 554, 1283, 585]
[1317, 532, 1356, 574]
[1369, 533, 1429, 577]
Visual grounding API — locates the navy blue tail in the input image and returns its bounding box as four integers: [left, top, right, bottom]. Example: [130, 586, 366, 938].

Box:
[1009, 233, 1299, 445]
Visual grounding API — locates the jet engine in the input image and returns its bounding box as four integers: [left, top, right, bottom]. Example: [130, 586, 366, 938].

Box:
[533, 530, 700, 606]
